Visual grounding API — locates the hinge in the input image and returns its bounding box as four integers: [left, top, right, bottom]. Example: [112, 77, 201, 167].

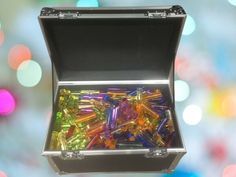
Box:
[145, 148, 168, 158]
[61, 151, 84, 160]
[148, 11, 167, 18]
[58, 12, 79, 19]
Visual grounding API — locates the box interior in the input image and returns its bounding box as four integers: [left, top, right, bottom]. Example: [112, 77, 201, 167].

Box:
[40, 17, 184, 81]
[45, 84, 183, 152]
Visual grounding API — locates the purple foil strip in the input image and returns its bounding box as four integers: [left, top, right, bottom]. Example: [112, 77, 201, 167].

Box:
[111, 106, 119, 129]
[107, 88, 128, 92]
[79, 108, 94, 114]
[80, 94, 105, 100]
[119, 99, 137, 120]
[106, 106, 119, 129]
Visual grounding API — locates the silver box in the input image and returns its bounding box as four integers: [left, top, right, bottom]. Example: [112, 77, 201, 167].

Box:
[39, 6, 186, 174]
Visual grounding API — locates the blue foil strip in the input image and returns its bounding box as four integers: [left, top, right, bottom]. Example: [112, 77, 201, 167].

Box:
[136, 134, 156, 148]
[157, 118, 169, 134]
[128, 89, 137, 96]
[106, 108, 113, 129]
[103, 95, 118, 106]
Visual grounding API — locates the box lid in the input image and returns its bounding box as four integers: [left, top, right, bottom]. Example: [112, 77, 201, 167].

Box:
[39, 6, 186, 81]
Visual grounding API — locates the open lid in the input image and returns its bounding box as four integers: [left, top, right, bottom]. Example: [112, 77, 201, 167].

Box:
[39, 6, 186, 81]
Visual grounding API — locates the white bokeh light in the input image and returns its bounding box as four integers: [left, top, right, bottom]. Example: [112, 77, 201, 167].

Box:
[183, 15, 196, 35]
[228, 0, 236, 6]
[183, 104, 202, 126]
[17, 60, 42, 87]
[175, 80, 190, 102]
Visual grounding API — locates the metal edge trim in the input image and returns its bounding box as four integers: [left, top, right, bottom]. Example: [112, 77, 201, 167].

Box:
[42, 65, 59, 155]
[41, 116, 54, 154]
[39, 5, 186, 18]
[51, 6, 174, 10]
[71, 14, 147, 18]
[55, 170, 173, 175]
[168, 151, 186, 170]
[42, 148, 186, 157]
[48, 157, 61, 174]
[172, 111, 187, 152]
[172, 13, 187, 153]
[39, 14, 185, 19]
[58, 80, 169, 85]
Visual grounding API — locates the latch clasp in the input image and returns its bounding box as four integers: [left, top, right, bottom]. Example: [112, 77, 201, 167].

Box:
[148, 12, 167, 18]
[145, 148, 168, 158]
[58, 12, 79, 19]
[61, 151, 84, 160]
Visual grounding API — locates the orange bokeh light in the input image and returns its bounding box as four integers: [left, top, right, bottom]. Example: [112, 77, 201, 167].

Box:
[8, 44, 32, 70]
[0, 30, 4, 46]
[221, 90, 236, 117]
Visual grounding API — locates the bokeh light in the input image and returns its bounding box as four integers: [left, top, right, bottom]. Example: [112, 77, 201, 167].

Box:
[0, 89, 16, 116]
[8, 44, 32, 70]
[16, 60, 42, 87]
[175, 80, 190, 102]
[223, 165, 236, 177]
[76, 0, 99, 7]
[163, 168, 202, 177]
[0, 171, 7, 177]
[0, 30, 4, 46]
[46, 111, 52, 125]
[208, 88, 236, 118]
[183, 15, 196, 36]
[183, 104, 202, 126]
[228, 0, 236, 6]
[221, 90, 236, 118]
[206, 140, 227, 163]
[175, 58, 195, 81]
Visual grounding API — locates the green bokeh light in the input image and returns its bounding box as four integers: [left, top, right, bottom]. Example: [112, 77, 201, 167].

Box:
[17, 60, 42, 87]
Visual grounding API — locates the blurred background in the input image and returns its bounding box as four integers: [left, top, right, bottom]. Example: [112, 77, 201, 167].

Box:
[0, 0, 236, 177]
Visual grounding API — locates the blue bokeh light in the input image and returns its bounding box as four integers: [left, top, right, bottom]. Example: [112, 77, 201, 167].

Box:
[163, 169, 202, 177]
[76, 0, 99, 7]
[183, 15, 196, 36]
[228, 0, 236, 6]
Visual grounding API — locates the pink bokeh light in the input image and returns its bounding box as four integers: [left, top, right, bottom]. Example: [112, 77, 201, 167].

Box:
[0, 89, 16, 116]
[223, 165, 236, 177]
[0, 171, 7, 177]
[0, 30, 4, 46]
[207, 140, 227, 163]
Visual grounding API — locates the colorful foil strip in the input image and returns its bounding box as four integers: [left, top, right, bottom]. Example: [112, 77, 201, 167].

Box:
[50, 87, 176, 150]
